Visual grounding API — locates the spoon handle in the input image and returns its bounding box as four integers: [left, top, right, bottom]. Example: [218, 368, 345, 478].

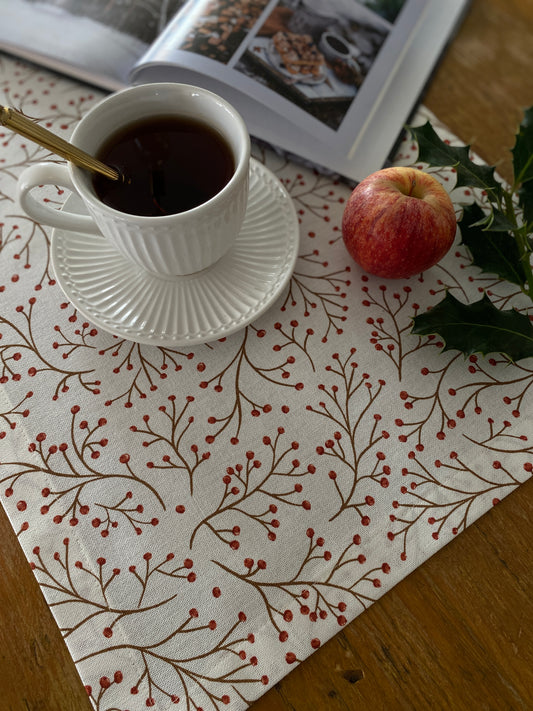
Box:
[0, 105, 120, 181]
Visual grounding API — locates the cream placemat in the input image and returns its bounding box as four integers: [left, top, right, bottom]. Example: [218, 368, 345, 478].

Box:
[1, 56, 531, 710]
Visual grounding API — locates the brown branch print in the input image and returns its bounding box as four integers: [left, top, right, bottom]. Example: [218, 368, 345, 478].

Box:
[197, 328, 304, 445]
[28, 539, 263, 710]
[463, 416, 533, 455]
[30, 540, 192, 639]
[396, 354, 533, 446]
[0, 299, 101, 397]
[1, 406, 165, 534]
[387, 449, 532, 560]
[307, 349, 391, 522]
[360, 278, 442, 379]
[215, 529, 390, 640]
[78, 609, 267, 711]
[283, 257, 351, 342]
[96, 339, 196, 408]
[189, 428, 315, 550]
[131, 394, 211, 496]
[0, 215, 54, 288]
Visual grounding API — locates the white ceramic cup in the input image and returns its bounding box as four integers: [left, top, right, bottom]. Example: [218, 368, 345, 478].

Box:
[319, 32, 360, 62]
[17, 83, 251, 276]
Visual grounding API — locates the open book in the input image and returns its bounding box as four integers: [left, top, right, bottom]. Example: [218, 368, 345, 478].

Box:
[0, 0, 469, 182]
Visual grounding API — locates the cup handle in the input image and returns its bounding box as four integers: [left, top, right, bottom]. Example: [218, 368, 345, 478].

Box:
[17, 163, 101, 234]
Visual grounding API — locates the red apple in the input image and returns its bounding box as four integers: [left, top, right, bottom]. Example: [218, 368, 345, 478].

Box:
[341, 166, 457, 279]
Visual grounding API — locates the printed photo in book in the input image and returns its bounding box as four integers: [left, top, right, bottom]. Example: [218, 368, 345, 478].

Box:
[151, 0, 401, 132]
[234, 0, 400, 131]
[0, 0, 187, 86]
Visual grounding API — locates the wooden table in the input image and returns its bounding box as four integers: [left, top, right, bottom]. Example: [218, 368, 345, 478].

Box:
[1, 0, 533, 708]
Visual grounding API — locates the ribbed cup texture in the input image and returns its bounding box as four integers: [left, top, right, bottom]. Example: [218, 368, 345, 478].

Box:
[87, 174, 248, 276]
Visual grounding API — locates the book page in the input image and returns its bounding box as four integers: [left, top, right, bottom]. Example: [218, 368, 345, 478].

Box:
[131, 0, 431, 180]
[0, 0, 187, 89]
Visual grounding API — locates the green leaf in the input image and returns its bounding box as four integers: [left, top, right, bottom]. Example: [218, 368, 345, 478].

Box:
[482, 207, 520, 233]
[460, 203, 526, 286]
[518, 177, 533, 227]
[467, 206, 517, 233]
[408, 122, 502, 200]
[412, 292, 533, 361]
[512, 106, 533, 185]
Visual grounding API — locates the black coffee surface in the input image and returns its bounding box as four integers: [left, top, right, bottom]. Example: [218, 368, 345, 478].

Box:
[326, 35, 349, 54]
[92, 116, 234, 217]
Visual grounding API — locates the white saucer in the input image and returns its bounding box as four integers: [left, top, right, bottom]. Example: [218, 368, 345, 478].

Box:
[51, 159, 299, 347]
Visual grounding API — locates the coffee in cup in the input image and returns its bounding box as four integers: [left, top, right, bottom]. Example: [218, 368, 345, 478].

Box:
[324, 33, 350, 56]
[92, 115, 235, 217]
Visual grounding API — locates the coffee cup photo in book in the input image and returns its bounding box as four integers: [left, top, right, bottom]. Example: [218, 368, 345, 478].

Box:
[0, 0, 471, 183]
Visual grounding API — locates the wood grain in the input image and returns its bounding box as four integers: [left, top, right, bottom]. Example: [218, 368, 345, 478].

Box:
[1, 1, 533, 709]
[423, 0, 533, 185]
[0, 503, 93, 711]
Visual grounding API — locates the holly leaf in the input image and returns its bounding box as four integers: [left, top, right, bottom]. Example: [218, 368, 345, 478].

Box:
[460, 203, 526, 286]
[467, 205, 517, 233]
[518, 177, 533, 227]
[512, 106, 533, 185]
[412, 292, 533, 361]
[408, 121, 502, 200]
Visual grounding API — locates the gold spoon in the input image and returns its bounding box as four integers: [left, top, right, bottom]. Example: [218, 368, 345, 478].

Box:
[0, 104, 121, 182]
